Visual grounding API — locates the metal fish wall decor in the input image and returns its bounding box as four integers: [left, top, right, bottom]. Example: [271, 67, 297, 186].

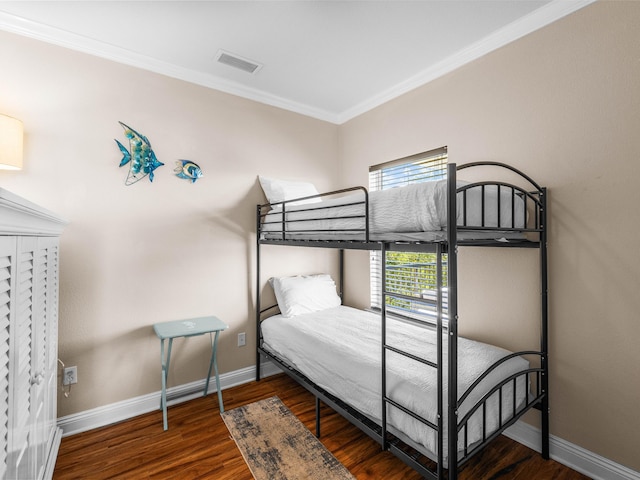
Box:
[115, 122, 164, 185]
[174, 160, 203, 183]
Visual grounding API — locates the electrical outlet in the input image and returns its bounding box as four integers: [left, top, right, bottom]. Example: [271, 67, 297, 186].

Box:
[237, 332, 246, 347]
[63, 366, 77, 385]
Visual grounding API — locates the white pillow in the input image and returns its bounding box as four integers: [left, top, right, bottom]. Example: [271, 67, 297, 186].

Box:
[269, 274, 341, 318]
[258, 176, 321, 208]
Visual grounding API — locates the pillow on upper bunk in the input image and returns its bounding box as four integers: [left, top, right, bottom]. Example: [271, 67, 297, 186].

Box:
[258, 176, 321, 209]
[269, 274, 341, 318]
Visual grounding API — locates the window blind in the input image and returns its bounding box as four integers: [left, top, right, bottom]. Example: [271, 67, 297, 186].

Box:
[369, 146, 448, 190]
[369, 147, 448, 321]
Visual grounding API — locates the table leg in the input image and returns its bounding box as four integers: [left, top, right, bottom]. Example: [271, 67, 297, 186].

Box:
[160, 338, 174, 431]
[204, 331, 224, 412]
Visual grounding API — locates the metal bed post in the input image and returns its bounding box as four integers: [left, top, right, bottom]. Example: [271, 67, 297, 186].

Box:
[256, 205, 262, 382]
[315, 397, 322, 438]
[447, 163, 459, 480]
[436, 242, 444, 479]
[380, 242, 388, 450]
[339, 249, 344, 301]
[540, 187, 550, 458]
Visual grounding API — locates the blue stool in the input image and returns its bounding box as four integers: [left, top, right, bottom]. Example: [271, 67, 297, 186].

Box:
[153, 315, 228, 430]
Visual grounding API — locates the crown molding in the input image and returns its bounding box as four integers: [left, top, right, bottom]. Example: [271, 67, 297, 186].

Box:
[0, 1, 596, 125]
[0, 10, 341, 124]
[337, 0, 598, 124]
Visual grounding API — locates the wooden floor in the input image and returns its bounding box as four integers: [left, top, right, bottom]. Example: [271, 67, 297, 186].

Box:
[54, 373, 590, 480]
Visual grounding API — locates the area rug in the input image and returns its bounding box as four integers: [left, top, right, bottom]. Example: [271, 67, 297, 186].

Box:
[221, 396, 355, 480]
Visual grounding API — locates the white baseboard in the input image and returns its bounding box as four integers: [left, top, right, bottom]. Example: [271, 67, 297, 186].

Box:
[58, 364, 639, 480]
[56, 361, 282, 437]
[504, 421, 640, 480]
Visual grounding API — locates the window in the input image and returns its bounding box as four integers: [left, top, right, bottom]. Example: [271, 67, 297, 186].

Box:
[369, 147, 448, 322]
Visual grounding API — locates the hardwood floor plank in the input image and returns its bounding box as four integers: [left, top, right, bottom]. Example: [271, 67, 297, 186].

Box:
[54, 374, 590, 480]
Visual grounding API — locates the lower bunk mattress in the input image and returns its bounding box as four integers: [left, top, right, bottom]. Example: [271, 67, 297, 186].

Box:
[261, 305, 529, 463]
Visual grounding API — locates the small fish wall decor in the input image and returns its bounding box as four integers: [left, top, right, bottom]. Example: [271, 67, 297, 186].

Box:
[174, 160, 203, 183]
[115, 122, 164, 185]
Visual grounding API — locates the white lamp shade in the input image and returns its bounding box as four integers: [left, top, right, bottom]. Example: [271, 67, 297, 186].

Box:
[0, 114, 24, 170]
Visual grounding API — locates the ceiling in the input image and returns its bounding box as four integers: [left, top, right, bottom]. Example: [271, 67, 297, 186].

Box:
[0, 1, 594, 124]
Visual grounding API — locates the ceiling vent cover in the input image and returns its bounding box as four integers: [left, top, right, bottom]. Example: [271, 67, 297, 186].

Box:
[215, 50, 263, 74]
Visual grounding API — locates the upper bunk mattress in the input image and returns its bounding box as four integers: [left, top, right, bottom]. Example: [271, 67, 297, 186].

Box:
[261, 305, 529, 462]
[260, 180, 527, 241]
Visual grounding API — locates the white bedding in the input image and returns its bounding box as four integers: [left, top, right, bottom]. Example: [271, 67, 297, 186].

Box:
[261, 181, 526, 238]
[261, 305, 529, 462]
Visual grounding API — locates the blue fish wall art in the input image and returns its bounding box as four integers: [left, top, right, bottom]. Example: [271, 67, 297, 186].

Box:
[174, 160, 203, 183]
[115, 122, 164, 185]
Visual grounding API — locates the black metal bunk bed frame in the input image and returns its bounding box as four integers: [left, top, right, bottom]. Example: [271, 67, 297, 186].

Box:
[255, 162, 549, 480]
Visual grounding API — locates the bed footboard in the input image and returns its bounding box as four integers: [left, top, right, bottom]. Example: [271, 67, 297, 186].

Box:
[456, 357, 546, 464]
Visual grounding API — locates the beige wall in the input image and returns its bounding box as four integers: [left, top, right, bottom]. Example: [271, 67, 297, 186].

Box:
[339, 1, 640, 471]
[0, 31, 339, 416]
[2, 0, 639, 473]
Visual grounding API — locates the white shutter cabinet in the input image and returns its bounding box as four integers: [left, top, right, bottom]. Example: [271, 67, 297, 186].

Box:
[0, 189, 66, 480]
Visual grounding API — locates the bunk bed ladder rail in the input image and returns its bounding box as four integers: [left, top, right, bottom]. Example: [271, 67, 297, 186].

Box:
[381, 164, 458, 479]
[380, 241, 448, 480]
[447, 163, 460, 480]
[381, 242, 388, 450]
[436, 245, 445, 479]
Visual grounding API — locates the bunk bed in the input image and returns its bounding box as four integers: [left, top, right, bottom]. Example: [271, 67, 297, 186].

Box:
[254, 162, 548, 480]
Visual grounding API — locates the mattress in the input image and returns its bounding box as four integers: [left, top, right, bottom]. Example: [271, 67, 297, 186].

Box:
[261, 305, 529, 462]
[261, 180, 527, 241]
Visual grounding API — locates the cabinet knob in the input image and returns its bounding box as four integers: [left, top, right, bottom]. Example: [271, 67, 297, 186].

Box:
[31, 373, 44, 385]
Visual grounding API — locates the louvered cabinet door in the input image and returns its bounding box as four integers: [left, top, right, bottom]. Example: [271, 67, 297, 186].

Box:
[0, 236, 17, 480]
[9, 236, 38, 480]
[33, 236, 60, 480]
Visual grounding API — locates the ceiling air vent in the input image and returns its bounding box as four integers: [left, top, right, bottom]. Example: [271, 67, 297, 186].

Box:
[215, 50, 263, 74]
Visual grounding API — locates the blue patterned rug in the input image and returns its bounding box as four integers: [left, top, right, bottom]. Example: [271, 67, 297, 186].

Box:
[221, 396, 355, 480]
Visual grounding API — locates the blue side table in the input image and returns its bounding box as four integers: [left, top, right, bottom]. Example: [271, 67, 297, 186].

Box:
[153, 315, 228, 430]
